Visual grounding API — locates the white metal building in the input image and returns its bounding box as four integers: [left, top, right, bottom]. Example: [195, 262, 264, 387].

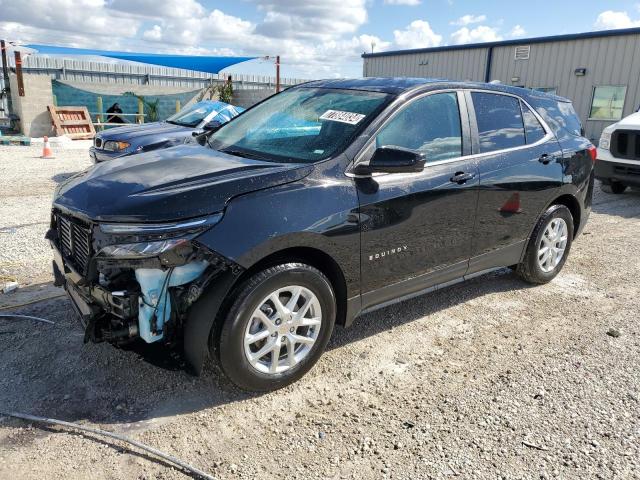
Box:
[362, 27, 640, 142]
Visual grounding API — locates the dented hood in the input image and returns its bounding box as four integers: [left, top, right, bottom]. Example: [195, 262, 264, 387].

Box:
[54, 145, 312, 222]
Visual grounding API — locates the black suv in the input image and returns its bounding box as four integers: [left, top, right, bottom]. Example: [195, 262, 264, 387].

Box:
[49, 78, 595, 391]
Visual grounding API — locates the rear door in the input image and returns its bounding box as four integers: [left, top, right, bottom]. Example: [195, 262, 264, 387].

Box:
[467, 90, 563, 272]
[354, 91, 480, 306]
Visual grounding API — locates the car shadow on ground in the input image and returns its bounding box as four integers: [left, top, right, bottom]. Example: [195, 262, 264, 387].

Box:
[0, 268, 535, 426]
[591, 187, 640, 218]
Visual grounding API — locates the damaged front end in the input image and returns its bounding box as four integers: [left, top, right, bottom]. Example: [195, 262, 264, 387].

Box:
[47, 209, 241, 349]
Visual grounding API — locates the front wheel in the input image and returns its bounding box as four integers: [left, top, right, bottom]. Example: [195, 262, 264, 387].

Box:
[516, 205, 574, 284]
[216, 263, 336, 392]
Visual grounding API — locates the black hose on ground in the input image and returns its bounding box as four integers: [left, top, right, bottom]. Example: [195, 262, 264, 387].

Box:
[0, 411, 215, 480]
[0, 314, 55, 324]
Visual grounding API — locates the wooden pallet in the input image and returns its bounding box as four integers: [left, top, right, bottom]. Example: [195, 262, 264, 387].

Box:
[47, 105, 96, 140]
[0, 135, 31, 146]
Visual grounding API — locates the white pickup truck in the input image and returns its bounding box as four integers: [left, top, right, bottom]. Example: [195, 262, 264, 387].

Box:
[596, 112, 640, 193]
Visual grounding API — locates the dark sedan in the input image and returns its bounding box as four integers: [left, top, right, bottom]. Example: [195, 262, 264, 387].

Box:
[89, 100, 244, 162]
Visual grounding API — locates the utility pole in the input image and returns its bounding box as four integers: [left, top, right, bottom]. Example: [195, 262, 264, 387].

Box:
[275, 55, 280, 93]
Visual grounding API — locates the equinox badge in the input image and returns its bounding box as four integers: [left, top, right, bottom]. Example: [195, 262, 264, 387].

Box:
[369, 246, 408, 261]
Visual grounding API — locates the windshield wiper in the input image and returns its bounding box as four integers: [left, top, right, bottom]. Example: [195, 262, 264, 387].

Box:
[220, 148, 264, 160]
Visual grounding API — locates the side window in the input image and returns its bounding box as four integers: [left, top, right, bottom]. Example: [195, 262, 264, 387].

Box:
[471, 92, 525, 153]
[376, 92, 462, 162]
[521, 102, 546, 144]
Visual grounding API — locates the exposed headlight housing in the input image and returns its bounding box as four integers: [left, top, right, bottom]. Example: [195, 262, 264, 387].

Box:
[96, 214, 222, 260]
[103, 140, 131, 152]
[98, 238, 190, 258]
[599, 131, 612, 150]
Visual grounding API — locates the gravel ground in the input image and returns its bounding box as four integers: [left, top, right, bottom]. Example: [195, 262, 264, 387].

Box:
[1, 144, 639, 480]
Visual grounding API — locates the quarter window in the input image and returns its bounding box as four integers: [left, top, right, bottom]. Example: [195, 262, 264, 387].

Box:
[589, 85, 626, 121]
[376, 92, 462, 162]
[471, 92, 526, 153]
[521, 102, 546, 144]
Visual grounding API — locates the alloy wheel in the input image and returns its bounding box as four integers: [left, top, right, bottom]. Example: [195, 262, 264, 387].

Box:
[243, 285, 322, 374]
[537, 218, 568, 273]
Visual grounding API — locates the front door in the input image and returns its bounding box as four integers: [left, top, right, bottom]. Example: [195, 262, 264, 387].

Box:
[354, 91, 479, 307]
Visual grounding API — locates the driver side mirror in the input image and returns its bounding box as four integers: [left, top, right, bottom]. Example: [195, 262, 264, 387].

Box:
[354, 146, 426, 175]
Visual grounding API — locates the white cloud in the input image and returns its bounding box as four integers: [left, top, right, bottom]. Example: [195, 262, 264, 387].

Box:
[509, 25, 526, 38]
[0, 0, 139, 38]
[450, 14, 487, 26]
[109, 0, 205, 19]
[594, 10, 640, 30]
[142, 25, 162, 41]
[450, 25, 502, 45]
[384, 0, 421, 5]
[393, 20, 442, 49]
[253, 0, 367, 40]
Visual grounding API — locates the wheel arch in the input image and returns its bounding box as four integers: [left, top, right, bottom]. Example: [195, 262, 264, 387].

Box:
[228, 246, 349, 328]
[548, 193, 581, 238]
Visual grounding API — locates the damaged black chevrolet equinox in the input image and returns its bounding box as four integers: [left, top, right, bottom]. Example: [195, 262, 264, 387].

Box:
[49, 79, 595, 391]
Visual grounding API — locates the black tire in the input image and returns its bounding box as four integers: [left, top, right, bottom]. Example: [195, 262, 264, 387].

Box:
[516, 204, 574, 284]
[216, 263, 336, 392]
[601, 182, 627, 194]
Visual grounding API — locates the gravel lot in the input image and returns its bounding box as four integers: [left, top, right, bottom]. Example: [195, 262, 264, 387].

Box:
[1, 144, 639, 480]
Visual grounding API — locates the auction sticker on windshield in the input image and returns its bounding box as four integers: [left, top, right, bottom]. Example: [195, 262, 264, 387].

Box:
[320, 110, 366, 125]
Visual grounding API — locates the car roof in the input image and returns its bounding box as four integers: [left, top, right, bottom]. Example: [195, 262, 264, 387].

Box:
[299, 77, 570, 103]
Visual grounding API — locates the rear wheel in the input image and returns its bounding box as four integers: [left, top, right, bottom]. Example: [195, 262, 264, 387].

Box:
[216, 263, 335, 392]
[601, 182, 627, 194]
[516, 204, 574, 284]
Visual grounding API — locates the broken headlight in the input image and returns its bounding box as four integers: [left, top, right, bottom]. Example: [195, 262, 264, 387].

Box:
[96, 213, 222, 259]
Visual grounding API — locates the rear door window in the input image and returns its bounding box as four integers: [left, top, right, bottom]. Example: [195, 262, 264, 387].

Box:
[471, 92, 526, 153]
[521, 102, 546, 144]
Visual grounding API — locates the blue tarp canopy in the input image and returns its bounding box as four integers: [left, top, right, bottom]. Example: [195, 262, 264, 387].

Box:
[25, 44, 256, 74]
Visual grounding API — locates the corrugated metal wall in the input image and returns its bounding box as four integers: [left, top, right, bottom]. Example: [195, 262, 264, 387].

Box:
[363, 33, 640, 142]
[364, 47, 488, 82]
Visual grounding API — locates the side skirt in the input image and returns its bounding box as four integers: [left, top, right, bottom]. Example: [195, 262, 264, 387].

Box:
[345, 241, 525, 327]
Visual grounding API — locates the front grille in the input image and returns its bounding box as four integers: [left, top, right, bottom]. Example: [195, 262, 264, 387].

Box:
[611, 129, 640, 161]
[94, 137, 103, 149]
[56, 213, 93, 273]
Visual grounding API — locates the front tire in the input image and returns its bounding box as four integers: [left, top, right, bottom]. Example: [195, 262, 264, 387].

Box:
[516, 204, 574, 284]
[217, 263, 336, 392]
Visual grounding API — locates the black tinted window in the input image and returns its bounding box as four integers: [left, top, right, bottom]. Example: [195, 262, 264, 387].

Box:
[376, 92, 462, 162]
[533, 96, 582, 138]
[521, 102, 546, 144]
[472, 92, 525, 153]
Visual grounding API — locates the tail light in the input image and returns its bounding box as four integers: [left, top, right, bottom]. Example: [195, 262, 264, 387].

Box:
[587, 145, 597, 163]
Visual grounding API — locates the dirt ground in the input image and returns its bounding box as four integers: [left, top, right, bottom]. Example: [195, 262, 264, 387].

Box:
[0, 144, 639, 480]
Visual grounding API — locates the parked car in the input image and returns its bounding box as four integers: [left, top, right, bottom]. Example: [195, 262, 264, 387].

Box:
[50, 78, 595, 391]
[89, 100, 244, 162]
[595, 112, 640, 193]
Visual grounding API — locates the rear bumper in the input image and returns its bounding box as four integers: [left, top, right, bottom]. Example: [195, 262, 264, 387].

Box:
[595, 156, 640, 187]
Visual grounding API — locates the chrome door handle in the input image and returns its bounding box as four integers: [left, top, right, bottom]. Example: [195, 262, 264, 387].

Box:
[450, 171, 476, 184]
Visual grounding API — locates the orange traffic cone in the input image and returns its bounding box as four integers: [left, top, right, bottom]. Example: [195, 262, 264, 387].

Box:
[41, 136, 55, 159]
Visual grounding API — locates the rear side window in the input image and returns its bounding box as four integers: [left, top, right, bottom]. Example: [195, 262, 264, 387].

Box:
[521, 102, 546, 144]
[532, 96, 582, 138]
[376, 92, 462, 162]
[471, 92, 525, 153]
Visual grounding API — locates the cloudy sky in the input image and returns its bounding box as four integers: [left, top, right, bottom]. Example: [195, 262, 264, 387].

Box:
[1, 0, 640, 79]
